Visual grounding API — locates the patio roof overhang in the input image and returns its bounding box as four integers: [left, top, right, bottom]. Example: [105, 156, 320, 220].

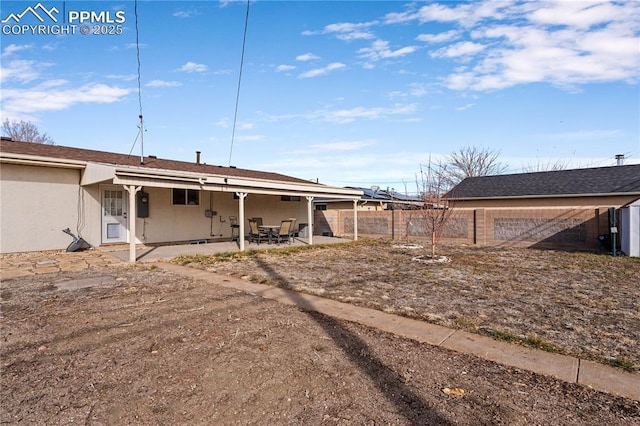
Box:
[85, 162, 362, 199]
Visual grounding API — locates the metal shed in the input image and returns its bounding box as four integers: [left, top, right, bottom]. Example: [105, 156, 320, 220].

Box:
[621, 199, 640, 257]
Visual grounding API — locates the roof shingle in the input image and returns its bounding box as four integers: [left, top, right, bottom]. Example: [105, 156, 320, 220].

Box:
[450, 164, 640, 199]
[0, 139, 317, 186]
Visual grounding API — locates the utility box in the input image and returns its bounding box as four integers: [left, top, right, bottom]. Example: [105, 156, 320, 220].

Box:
[137, 191, 149, 218]
[298, 223, 308, 238]
[621, 199, 640, 257]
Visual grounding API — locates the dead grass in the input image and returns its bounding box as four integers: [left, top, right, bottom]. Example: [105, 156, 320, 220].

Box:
[177, 239, 640, 372]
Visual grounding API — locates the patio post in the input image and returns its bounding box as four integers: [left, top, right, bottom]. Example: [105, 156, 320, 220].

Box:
[353, 199, 358, 241]
[306, 196, 314, 245]
[124, 185, 141, 262]
[237, 192, 247, 251]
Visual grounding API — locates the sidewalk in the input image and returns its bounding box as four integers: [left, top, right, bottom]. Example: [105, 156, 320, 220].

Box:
[157, 261, 640, 401]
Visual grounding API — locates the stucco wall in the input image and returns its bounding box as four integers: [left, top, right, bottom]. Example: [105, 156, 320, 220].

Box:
[1, 163, 83, 253]
[133, 189, 308, 244]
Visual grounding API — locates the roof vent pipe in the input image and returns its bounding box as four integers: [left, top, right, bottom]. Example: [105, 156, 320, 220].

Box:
[615, 154, 624, 166]
[196, 151, 201, 165]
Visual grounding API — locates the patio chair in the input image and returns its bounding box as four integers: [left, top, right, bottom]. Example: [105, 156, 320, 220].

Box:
[287, 218, 298, 238]
[248, 218, 268, 244]
[251, 217, 263, 227]
[229, 216, 240, 242]
[274, 219, 294, 245]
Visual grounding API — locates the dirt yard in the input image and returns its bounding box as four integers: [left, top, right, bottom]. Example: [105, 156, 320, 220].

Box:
[179, 240, 640, 372]
[1, 241, 639, 425]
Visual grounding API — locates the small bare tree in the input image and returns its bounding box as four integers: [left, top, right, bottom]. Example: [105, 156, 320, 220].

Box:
[446, 145, 507, 187]
[522, 159, 568, 173]
[414, 160, 457, 258]
[1, 119, 55, 144]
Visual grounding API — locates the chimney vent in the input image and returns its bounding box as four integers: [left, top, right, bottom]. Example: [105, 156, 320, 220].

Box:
[196, 151, 201, 165]
[615, 154, 624, 166]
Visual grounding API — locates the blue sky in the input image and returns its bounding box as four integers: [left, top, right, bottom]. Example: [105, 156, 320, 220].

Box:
[2, 0, 639, 192]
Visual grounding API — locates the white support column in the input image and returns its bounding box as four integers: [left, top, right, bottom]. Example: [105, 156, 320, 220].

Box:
[306, 196, 314, 245]
[353, 199, 358, 241]
[124, 185, 141, 262]
[237, 192, 248, 251]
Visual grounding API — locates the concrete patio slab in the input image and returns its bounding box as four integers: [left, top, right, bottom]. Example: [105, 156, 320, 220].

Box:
[55, 275, 116, 291]
[103, 236, 351, 262]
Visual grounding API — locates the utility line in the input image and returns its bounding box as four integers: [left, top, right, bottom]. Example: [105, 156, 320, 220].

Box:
[128, 0, 145, 163]
[228, 0, 251, 167]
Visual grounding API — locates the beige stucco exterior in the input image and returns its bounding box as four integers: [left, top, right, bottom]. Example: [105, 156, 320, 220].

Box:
[0, 163, 92, 253]
[1, 148, 361, 255]
[127, 187, 310, 245]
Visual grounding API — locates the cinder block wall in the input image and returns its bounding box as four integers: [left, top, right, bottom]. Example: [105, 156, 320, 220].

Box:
[316, 207, 623, 251]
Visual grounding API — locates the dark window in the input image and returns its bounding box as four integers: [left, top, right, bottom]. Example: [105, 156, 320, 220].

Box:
[172, 188, 199, 205]
[315, 204, 327, 211]
[281, 195, 301, 202]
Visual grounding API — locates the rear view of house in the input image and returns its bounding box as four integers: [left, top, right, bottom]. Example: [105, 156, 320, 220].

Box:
[0, 138, 362, 260]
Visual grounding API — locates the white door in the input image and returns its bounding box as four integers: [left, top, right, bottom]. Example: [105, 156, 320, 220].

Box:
[101, 186, 128, 244]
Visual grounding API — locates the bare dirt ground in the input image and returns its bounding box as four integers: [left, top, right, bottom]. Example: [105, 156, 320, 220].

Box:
[1, 241, 639, 425]
[180, 239, 640, 372]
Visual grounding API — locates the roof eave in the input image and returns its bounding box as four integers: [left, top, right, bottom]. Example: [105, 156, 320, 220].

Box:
[449, 192, 640, 201]
[0, 152, 87, 169]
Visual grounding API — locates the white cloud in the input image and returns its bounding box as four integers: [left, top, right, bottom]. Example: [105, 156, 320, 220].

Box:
[0, 59, 44, 83]
[324, 21, 377, 41]
[304, 21, 377, 41]
[296, 53, 319, 61]
[430, 41, 485, 59]
[275, 64, 295, 72]
[107, 74, 137, 81]
[2, 82, 131, 116]
[146, 80, 183, 87]
[358, 40, 418, 61]
[407, 0, 640, 91]
[298, 62, 346, 79]
[1, 43, 33, 57]
[177, 61, 208, 73]
[529, 1, 623, 29]
[173, 9, 200, 18]
[308, 104, 417, 123]
[416, 30, 460, 43]
[387, 83, 429, 99]
[257, 103, 418, 124]
[456, 103, 475, 111]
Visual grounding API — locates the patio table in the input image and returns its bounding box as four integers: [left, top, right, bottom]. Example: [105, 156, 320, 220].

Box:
[259, 225, 280, 244]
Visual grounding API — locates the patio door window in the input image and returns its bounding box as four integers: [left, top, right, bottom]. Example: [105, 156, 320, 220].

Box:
[101, 186, 128, 244]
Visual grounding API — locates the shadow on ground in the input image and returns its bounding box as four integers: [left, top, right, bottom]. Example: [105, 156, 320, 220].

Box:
[253, 257, 453, 426]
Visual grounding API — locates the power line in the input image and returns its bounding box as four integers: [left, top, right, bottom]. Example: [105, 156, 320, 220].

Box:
[228, 0, 251, 167]
[128, 0, 145, 163]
